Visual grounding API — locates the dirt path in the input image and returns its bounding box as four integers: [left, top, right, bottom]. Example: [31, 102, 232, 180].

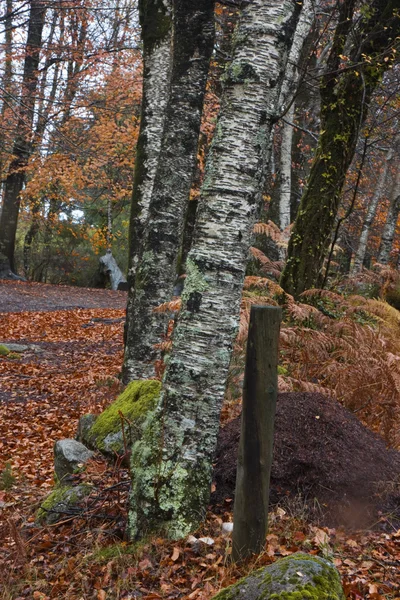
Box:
[0, 280, 127, 313]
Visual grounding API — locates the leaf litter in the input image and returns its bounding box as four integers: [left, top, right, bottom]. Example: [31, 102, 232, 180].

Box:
[0, 284, 399, 599]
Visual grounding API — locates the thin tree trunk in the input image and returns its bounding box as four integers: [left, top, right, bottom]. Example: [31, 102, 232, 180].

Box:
[0, 0, 46, 273]
[280, 0, 400, 297]
[279, 102, 295, 232]
[378, 168, 400, 265]
[129, 0, 309, 541]
[352, 148, 393, 273]
[123, 0, 215, 382]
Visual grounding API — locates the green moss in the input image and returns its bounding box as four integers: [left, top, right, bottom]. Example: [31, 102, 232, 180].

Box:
[36, 484, 92, 524]
[92, 542, 143, 562]
[212, 553, 344, 600]
[0, 344, 10, 356]
[87, 379, 161, 454]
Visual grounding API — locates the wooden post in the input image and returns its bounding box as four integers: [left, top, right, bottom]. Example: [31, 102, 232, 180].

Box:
[232, 305, 282, 562]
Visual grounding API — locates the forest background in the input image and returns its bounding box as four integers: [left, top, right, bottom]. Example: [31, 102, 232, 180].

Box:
[0, 0, 399, 287]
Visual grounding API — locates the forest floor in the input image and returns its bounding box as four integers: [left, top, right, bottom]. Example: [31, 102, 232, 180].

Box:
[0, 281, 400, 599]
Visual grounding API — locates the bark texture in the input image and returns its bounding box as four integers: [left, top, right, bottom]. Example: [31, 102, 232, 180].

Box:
[279, 102, 295, 232]
[123, 0, 215, 381]
[0, 0, 46, 273]
[352, 148, 393, 273]
[378, 168, 400, 264]
[129, 0, 304, 541]
[128, 0, 173, 274]
[280, 0, 400, 297]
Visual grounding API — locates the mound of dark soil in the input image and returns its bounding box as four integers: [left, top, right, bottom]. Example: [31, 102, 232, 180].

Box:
[212, 392, 400, 527]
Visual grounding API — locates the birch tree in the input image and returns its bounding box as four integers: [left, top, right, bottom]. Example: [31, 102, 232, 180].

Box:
[123, 0, 215, 381]
[127, 0, 173, 279]
[352, 148, 393, 273]
[378, 167, 400, 264]
[279, 103, 295, 235]
[129, 0, 315, 541]
[280, 0, 400, 297]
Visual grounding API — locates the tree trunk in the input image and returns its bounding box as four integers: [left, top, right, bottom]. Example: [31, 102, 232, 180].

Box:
[279, 102, 295, 233]
[127, 0, 173, 277]
[280, 0, 400, 297]
[378, 168, 400, 265]
[123, 0, 215, 382]
[0, 0, 46, 273]
[352, 148, 393, 273]
[129, 0, 308, 541]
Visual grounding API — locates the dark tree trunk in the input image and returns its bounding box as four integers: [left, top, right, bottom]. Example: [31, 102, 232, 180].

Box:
[280, 0, 400, 297]
[0, 0, 46, 274]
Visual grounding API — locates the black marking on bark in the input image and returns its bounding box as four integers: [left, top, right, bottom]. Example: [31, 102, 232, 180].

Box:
[186, 291, 202, 312]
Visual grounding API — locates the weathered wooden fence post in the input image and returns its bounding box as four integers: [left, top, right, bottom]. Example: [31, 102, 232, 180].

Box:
[232, 305, 282, 561]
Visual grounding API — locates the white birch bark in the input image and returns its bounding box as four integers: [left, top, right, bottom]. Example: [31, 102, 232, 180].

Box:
[278, 0, 315, 250]
[279, 101, 295, 233]
[378, 168, 400, 265]
[128, 0, 173, 276]
[277, 0, 317, 115]
[123, 0, 215, 382]
[352, 148, 393, 273]
[129, 0, 305, 541]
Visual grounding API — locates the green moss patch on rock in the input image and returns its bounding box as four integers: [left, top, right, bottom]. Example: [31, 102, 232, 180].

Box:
[37, 484, 93, 525]
[212, 553, 344, 600]
[83, 380, 161, 457]
[0, 344, 10, 356]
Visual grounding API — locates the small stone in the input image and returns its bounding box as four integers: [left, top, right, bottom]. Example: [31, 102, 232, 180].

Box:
[76, 414, 98, 444]
[54, 439, 94, 483]
[222, 522, 234, 535]
[198, 537, 214, 545]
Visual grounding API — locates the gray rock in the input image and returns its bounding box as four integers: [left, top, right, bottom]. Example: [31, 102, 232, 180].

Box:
[54, 439, 94, 483]
[37, 484, 93, 525]
[212, 553, 345, 600]
[76, 414, 98, 444]
[0, 342, 43, 353]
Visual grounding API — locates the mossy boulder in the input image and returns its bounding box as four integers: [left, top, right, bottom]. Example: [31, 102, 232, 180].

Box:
[0, 344, 10, 356]
[79, 380, 161, 458]
[212, 553, 344, 600]
[37, 484, 93, 525]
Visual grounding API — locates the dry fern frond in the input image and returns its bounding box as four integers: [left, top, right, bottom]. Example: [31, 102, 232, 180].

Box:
[249, 247, 283, 279]
[300, 288, 344, 305]
[153, 298, 182, 313]
[253, 220, 281, 240]
[278, 375, 294, 392]
[244, 275, 286, 298]
[227, 282, 400, 447]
